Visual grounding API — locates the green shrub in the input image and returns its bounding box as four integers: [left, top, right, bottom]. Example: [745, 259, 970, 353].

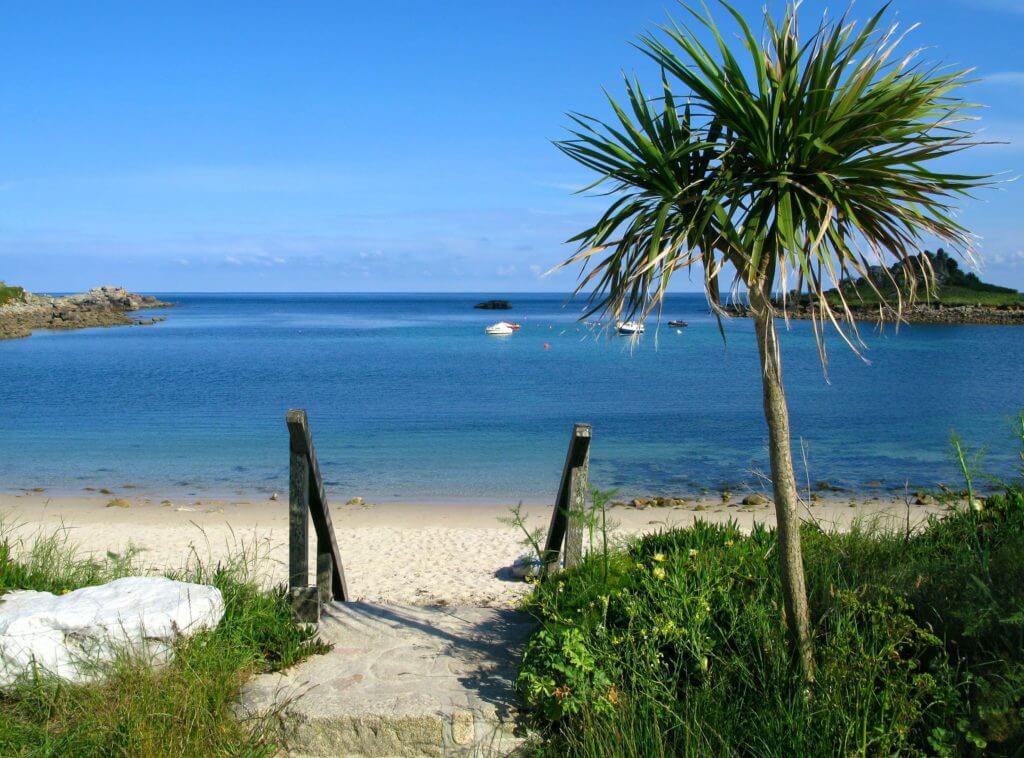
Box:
[0, 282, 26, 306]
[519, 457, 1024, 755]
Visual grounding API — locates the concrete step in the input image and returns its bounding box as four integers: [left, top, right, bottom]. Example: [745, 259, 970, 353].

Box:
[239, 602, 536, 757]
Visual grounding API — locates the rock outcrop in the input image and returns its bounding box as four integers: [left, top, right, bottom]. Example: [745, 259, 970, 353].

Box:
[0, 576, 224, 687]
[724, 301, 1024, 325]
[0, 285, 173, 340]
[473, 299, 512, 310]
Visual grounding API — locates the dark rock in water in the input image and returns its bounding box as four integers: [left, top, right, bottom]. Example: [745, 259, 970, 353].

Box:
[474, 300, 512, 310]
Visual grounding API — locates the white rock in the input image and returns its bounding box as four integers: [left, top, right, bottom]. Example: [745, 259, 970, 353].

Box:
[0, 576, 224, 688]
[510, 554, 541, 580]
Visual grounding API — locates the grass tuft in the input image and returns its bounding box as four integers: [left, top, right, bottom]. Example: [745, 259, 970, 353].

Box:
[0, 525, 328, 756]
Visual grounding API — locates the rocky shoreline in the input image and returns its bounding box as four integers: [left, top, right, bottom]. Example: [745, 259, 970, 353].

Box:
[0, 286, 173, 340]
[724, 302, 1024, 326]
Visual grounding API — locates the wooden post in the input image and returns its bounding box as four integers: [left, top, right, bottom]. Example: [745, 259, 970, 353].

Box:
[564, 458, 589, 569]
[290, 587, 320, 624]
[542, 423, 592, 576]
[287, 409, 350, 605]
[316, 548, 333, 605]
[288, 442, 310, 591]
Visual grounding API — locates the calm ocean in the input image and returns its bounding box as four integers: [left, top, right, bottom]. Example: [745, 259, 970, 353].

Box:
[1, 293, 1021, 501]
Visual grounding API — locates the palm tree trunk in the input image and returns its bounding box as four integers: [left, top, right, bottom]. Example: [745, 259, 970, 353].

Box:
[749, 282, 815, 684]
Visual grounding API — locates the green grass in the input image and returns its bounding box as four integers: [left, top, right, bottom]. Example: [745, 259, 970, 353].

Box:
[518, 434, 1024, 756]
[0, 527, 328, 756]
[829, 281, 1024, 308]
[0, 282, 26, 306]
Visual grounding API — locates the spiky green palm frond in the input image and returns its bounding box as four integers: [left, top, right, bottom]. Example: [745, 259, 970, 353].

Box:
[556, 1, 994, 347]
[554, 74, 730, 321]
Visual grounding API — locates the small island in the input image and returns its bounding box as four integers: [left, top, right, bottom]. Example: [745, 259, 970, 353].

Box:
[726, 249, 1024, 325]
[473, 299, 512, 310]
[0, 284, 173, 340]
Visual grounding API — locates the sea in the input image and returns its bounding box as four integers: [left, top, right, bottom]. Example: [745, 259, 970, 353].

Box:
[1, 293, 1021, 502]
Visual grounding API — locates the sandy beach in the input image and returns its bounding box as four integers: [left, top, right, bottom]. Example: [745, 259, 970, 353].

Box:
[0, 490, 948, 608]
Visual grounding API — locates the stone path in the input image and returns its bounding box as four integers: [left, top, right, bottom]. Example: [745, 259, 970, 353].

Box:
[239, 602, 536, 757]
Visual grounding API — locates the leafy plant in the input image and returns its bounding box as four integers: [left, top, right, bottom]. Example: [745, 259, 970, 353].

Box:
[519, 423, 1024, 755]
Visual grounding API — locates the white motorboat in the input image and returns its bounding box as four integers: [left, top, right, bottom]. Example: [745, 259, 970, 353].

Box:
[485, 322, 514, 336]
[617, 320, 645, 335]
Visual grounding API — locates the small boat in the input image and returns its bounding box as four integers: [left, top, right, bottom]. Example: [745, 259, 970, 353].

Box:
[496, 321, 521, 330]
[617, 320, 645, 335]
[485, 322, 514, 336]
[668, 320, 688, 328]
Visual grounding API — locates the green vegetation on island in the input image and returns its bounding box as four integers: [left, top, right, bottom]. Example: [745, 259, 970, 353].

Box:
[517, 427, 1024, 755]
[826, 249, 1024, 308]
[0, 282, 26, 307]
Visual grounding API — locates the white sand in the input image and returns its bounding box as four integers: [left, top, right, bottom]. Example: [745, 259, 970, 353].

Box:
[0, 490, 946, 607]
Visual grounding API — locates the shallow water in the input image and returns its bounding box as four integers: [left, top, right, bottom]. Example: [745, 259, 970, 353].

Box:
[1, 293, 1021, 500]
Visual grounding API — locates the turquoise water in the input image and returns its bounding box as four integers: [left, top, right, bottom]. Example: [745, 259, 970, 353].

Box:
[1, 293, 1021, 501]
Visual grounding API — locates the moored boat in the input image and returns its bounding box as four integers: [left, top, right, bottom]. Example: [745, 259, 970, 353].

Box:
[485, 322, 514, 335]
[668, 320, 688, 328]
[617, 320, 645, 335]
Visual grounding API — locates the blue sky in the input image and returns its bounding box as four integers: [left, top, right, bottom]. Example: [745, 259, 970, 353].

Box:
[0, 0, 1021, 292]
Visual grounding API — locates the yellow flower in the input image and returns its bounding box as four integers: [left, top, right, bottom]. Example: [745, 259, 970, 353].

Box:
[652, 566, 667, 580]
[653, 552, 666, 563]
[724, 540, 734, 547]
[688, 549, 699, 558]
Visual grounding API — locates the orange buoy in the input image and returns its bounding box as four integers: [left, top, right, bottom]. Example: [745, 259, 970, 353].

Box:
[543, 342, 550, 350]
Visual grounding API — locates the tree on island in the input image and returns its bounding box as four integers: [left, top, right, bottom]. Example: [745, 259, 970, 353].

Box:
[554, 1, 992, 682]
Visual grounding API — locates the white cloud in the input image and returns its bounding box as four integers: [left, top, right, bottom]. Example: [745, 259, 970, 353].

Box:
[496, 264, 517, 277]
[981, 71, 1024, 87]
[988, 250, 1024, 266]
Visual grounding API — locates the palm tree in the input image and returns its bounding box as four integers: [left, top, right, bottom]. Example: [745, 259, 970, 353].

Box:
[555, 2, 991, 682]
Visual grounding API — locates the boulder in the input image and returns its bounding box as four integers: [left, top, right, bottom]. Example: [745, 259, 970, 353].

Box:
[741, 494, 767, 506]
[509, 554, 541, 580]
[0, 576, 224, 688]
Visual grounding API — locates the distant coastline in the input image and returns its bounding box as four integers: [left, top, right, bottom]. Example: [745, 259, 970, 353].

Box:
[0, 285, 173, 340]
[725, 249, 1024, 325]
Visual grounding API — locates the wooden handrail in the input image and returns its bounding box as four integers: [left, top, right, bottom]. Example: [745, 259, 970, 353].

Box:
[287, 409, 349, 620]
[542, 423, 591, 575]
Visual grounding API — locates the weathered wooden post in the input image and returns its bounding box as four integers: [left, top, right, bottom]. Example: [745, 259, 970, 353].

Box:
[542, 423, 591, 576]
[286, 409, 350, 622]
[564, 461, 589, 568]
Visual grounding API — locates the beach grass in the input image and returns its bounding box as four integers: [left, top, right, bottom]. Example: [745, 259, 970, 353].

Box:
[0, 282, 26, 307]
[518, 439, 1024, 755]
[0, 526, 328, 756]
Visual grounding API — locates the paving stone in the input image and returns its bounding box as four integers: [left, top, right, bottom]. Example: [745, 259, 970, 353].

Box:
[239, 602, 535, 756]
